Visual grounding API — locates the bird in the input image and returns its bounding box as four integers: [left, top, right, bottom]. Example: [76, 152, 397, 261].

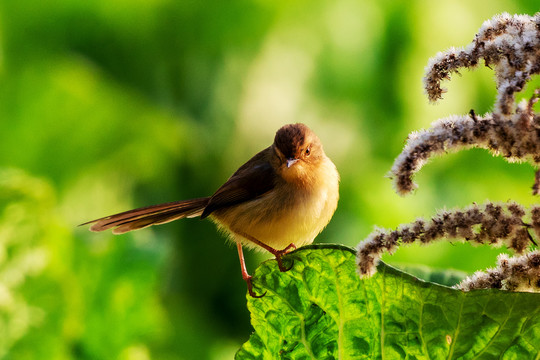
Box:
[81, 123, 340, 297]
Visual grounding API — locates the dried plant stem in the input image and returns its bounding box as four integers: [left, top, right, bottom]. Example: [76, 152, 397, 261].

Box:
[391, 95, 540, 195]
[392, 12, 540, 196]
[357, 13, 540, 291]
[356, 202, 540, 278]
[456, 251, 540, 292]
[425, 13, 540, 116]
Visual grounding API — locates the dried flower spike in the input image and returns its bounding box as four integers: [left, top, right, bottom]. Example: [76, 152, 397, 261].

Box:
[360, 12, 540, 291]
[456, 251, 540, 292]
[425, 12, 540, 116]
[391, 12, 540, 196]
[356, 202, 538, 278]
[391, 98, 540, 195]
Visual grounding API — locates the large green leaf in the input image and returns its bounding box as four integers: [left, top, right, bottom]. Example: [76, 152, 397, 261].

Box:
[237, 245, 540, 359]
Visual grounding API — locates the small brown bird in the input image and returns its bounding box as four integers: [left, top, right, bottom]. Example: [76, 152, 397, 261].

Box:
[81, 123, 339, 297]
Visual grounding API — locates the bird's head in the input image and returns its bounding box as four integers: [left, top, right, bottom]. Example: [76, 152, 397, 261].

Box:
[273, 123, 325, 185]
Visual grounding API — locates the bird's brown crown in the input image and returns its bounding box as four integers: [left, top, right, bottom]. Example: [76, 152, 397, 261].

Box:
[274, 123, 318, 159]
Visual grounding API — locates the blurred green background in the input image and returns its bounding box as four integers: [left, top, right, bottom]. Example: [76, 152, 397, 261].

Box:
[1, 1, 539, 359]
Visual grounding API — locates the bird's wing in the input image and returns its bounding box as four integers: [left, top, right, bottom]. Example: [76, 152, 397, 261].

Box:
[201, 148, 276, 219]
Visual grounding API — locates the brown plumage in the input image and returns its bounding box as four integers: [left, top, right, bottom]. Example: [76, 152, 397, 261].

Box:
[81, 198, 210, 234]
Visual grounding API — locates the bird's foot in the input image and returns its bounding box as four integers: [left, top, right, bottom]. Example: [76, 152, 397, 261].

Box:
[245, 275, 266, 298]
[270, 243, 296, 272]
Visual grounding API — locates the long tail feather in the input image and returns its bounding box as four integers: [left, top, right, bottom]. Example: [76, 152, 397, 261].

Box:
[80, 197, 210, 234]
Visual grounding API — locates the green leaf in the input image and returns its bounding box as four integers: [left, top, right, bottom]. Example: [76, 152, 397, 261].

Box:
[236, 245, 540, 359]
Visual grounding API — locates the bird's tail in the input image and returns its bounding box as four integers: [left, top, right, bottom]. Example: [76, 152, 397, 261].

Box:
[80, 197, 211, 234]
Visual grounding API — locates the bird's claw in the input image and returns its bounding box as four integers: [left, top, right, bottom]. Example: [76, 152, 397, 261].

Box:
[277, 258, 294, 272]
[273, 243, 296, 272]
[246, 275, 266, 298]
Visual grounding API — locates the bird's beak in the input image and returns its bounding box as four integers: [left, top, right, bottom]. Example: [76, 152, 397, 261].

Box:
[286, 158, 298, 168]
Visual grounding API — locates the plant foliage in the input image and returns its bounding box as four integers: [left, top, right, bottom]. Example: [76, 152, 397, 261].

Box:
[237, 245, 540, 359]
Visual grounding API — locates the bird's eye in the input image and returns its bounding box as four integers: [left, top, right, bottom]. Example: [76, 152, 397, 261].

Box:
[305, 147, 311, 156]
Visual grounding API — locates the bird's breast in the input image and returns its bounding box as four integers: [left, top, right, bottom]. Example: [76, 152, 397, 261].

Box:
[212, 158, 339, 251]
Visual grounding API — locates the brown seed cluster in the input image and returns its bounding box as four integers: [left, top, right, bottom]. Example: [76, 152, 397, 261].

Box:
[456, 251, 540, 292]
[391, 94, 540, 195]
[356, 202, 540, 278]
[424, 12, 540, 116]
[392, 12, 540, 196]
[359, 13, 540, 291]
